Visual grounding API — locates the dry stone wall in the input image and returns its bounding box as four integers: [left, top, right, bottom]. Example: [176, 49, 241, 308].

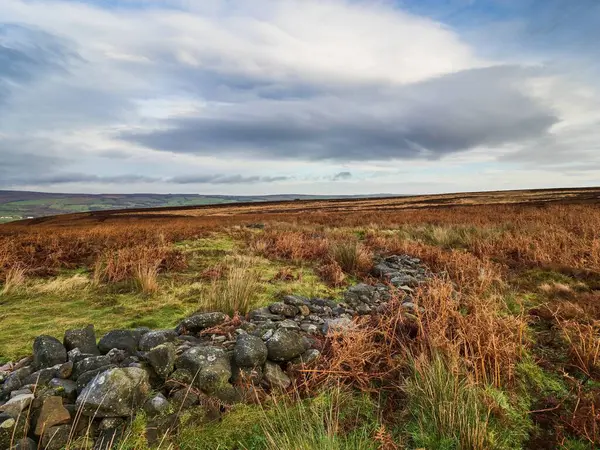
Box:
[0, 255, 430, 449]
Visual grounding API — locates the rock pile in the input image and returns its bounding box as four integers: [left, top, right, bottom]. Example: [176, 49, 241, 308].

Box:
[0, 254, 430, 449]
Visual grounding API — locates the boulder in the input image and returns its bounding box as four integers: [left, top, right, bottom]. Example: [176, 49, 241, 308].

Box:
[138, 330, 178, 352]
[233, 334, 267, 368]
[73, 355, 112, 379]
[263, 362, 291, 389]
[146, 343, 176, 379]
[33, 336, 67, 370]
[176, 312, 228, 334]
[175, 346, 232, 394]
[75, 367, 150, 417]
[48, 379, 77, 402]
[247, 307, 284, 322]
[34, 396, 71, 436]
[41, 424, 71, 450]
[268, 302, 299, 318]
[97, 329, 144, 354]
[143, 393, 170, 417]
[75, 365, 117, 393]
[0, 393, 34, 418]
[63, 325, 99, 355]
[22, 361, 73, 386]
[266, 329, 309, 362]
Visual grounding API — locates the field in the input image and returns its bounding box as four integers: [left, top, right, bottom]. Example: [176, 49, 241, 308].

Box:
[0, 190, 388, 222]
[1, 187, 599, 449]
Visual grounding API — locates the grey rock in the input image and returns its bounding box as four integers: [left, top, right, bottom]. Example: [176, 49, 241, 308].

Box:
[164, 369, 193, 391]
[67, 348, 94, 364]
[64, 325, 99, 355]
[146, 343, 176, 379]
[138, 330, 178, 352]
[263, 362, 291, 389]
[76, 365, 117, 393]
[269, 302, 299, 317]
[10, 388, 32, 398]
[282, 295, 309, 307]
[41, 424, 71, 450]
[76, 367, 150, 417]
[0, 413, 29, 449]
[266, 329, 309, 362]
[0, 394, 34, 418]
[175, 346, 232, 394]
[291, 349, 321, 366]
[14, 437, 37, 450]
[48, 379, 77, 402]
[322, 317, 354, 334]
[278, 319, 300, 330]
[177, 312, 228, 333]
[248, 307, 285, 322]
[143, 393, 170, 417]
[299, 323, 318, 334]
[261, 329, 274, 341]
[33, 336, 67, 370]
[233, 334, 267, 368]
[73, 355, 112, 379]
[170, 389, 199, 409]
[97, 329, 144, 354]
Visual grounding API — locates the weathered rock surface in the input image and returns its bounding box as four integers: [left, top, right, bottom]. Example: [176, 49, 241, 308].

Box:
[138, 330, 178, 352]
[263, 362, 291, 389]
[146, 343, 176, 379]
[175, 346, 232, 394]
[33, 336, 67, 370]
[64, 325, 100, 355]
[97, 329, 146, 355]
[76, 367, 150, 417]
[176, 312, 228, 333]
[234, 334, 267, 368]
[266, 329, 308, 362]
[35, 396, 71, 436]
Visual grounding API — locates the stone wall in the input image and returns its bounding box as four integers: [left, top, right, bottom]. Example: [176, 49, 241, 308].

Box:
[0, 255, 430, 450]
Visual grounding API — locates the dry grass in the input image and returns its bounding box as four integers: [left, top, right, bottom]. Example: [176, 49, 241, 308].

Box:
[329, 240, 372, 274]
[1, 265, 27, 295]
[559, 321, 600, 379]
[133, 260, 160, 294]
[199, 259, 262, 315]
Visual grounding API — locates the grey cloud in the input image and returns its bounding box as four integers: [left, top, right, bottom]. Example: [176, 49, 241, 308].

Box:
[121, 65, 558, 161]
[332, 171, 352, 181]
[168, 174, 289, 184]
[0, 23, 77, 104]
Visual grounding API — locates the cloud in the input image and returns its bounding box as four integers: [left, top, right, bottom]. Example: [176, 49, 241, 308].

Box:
[121, 66, 558, 161]
[168, 174, 289, 184]
[332, 171, 352, 181]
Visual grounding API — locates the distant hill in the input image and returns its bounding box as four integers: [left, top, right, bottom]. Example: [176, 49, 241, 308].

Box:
[0, 190, 396, 223]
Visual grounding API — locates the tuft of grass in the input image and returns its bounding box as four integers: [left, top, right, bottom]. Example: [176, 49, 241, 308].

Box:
[1, 265, 27, 295]
[404, 354, 493, 450]
[31, 274, 90, 295]
[199, 258, 262, 315]
[329, 241, 371, 274]
[133, 261, 160, 295]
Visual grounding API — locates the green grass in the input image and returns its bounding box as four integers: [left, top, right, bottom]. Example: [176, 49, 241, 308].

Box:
[176, 389, 380, 450]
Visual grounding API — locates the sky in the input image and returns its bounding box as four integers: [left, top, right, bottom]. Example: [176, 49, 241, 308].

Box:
[1, 0, 599, 195]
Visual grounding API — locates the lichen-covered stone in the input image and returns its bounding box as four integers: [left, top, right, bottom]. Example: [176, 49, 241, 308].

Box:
[176, 312, 228, 333]
[33, 336, 67, 370]
[266, 329, 309, 362]
[138, 330, 178, 352]
[75, 367, 150, 417]
[63, 325, 99, 355]
[146, 343, 176, 379]
[233, 334, 267, 368]
[175, 346, 232, 394]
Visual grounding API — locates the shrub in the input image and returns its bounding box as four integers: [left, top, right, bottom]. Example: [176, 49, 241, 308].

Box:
[329, 241, 372, 274]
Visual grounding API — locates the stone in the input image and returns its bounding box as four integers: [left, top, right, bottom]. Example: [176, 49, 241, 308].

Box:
[41, 424, 70, 450]
[10, 389, 33, 398]
[322, 317, 354, 334]
[97, 329, 143, 354]
[299, 323, 318, 334]
[233, 334, 267, 368]
[14, 437, 37, 450]
[176, 312, 228, 334]
[175, 346, 232, 394]
[290, 349, 321, 366]
[266, 329, 309, 362]
[64, 325, 99, 355]
[67, 348, 95, 364]
[73, 355, 112, 379]
[170, 389, 199, 409]
[35, 396, 71, 436]
[48, 379, 78, 402]
[146, 343, 176, 379]
[282, 295, 309, 307]
[269, 302, 299, 317]
[75, 367, 150, 417]
[33, 336, 67, 370]
[143, 393, 170, 417]
[95, 418, 125, 450]
[232, 365, 263, 385]
[247, 307, 284, 322]
[75, 365, 117, 393]
[22, 361, 72, 387]
[278, 319, 300, 330]
[164, 369, 193, 391]
[298, 305, 311, 316]
[138, 330, 178, 352]
[0, 394, 34, 418]
[0, 413, 29, 450]
[263, 362, 291, 389]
